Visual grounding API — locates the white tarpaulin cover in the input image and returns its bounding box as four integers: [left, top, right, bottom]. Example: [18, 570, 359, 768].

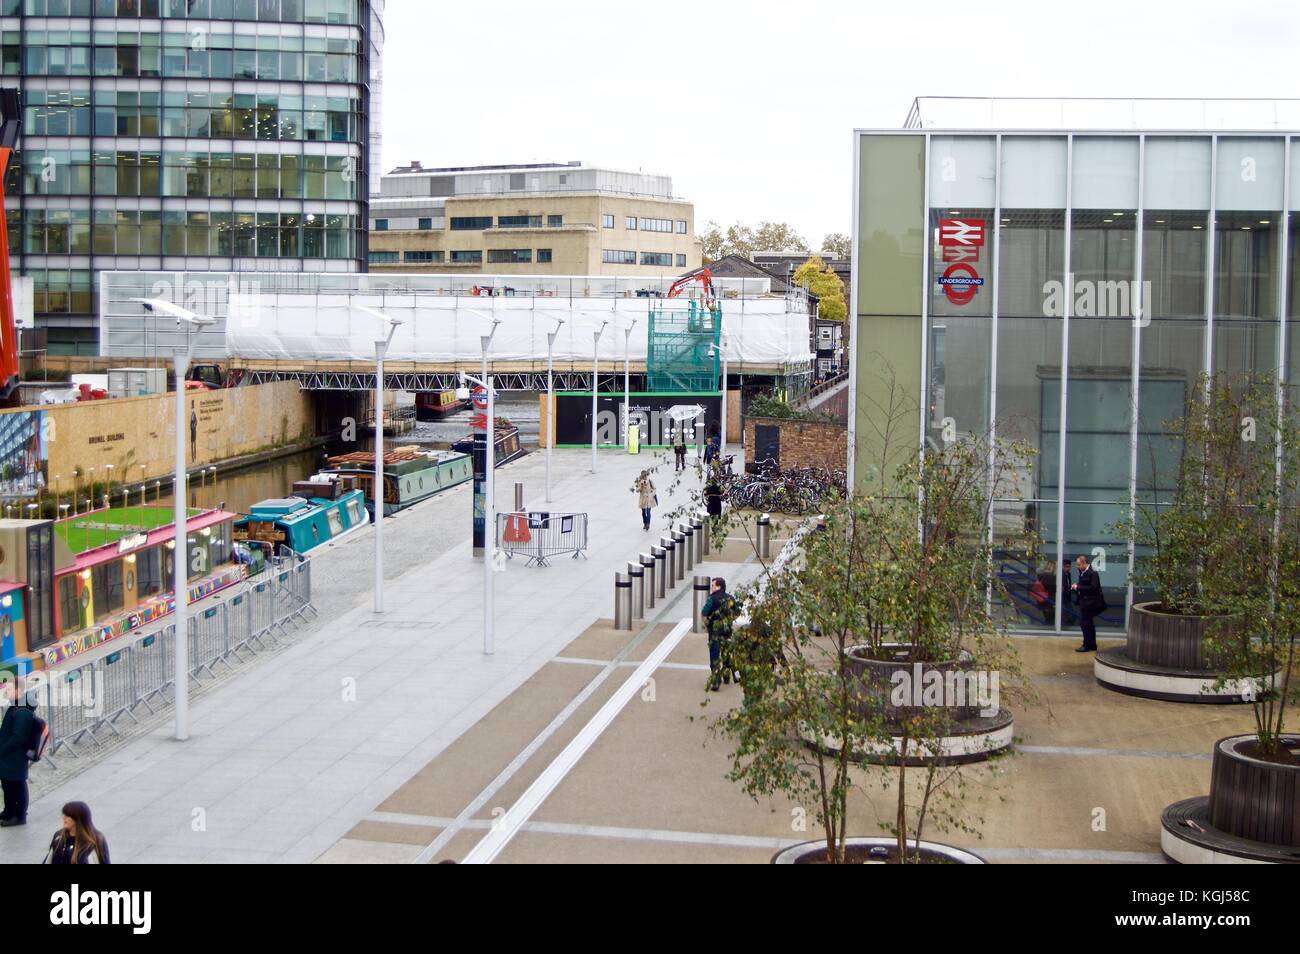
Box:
[225, 293, 808, 367]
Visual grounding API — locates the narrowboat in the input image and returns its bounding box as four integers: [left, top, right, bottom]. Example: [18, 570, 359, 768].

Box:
[322, 447, 473, 517]
[234, 473, 369, 554]
[450, 418, 526, 466]
[415, 389, 468, 420]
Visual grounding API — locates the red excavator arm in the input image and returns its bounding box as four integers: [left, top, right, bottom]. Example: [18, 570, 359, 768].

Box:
[0, 87, 21, 403]
[667, 267, 714, 301]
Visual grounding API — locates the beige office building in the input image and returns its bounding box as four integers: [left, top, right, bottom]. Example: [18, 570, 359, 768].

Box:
[367, 161, 701, 276]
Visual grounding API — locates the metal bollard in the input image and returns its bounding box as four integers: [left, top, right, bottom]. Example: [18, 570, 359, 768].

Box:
[628, 561, 645, 620]
[757, 512, 772, 560]
[514, 481, 524, 512]
[691, 514, 705, 562]
[679, 523, 695, 572]
[697, 508, 711, 556]
[614, 572, 632, 630]
[692, 575, 710, 634]
[661, 536, 677, 587]
[652, 545, 667, 598]
[671, 529, 687, 582]
[640, 553, 657, 609]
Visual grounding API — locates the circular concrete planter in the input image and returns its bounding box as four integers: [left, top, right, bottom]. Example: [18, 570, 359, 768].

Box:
[1095, 603, 1268, 703]
[772, 836, 986, 865]
[803, 642, 1013, 766]
[1161, 734, 1300, 864]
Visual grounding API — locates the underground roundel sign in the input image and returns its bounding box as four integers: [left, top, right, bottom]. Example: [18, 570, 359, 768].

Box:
[936, 262, 983, 305]
[471, 386, 488, 410]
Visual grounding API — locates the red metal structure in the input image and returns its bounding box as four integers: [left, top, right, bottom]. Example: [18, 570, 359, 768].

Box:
[666, 267, 715, 302]
[0, 88, 21, 403]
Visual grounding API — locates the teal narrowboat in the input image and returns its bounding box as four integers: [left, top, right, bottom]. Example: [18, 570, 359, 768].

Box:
[234, 474, 370, 554]
[322, 448, 474, 517]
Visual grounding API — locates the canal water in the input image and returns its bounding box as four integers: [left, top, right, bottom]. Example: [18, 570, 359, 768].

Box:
[153, 392, 542, 515]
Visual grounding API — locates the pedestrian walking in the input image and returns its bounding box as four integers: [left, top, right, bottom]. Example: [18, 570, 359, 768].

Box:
[636, 471, 656, 531]
[703, 425, 719, 469]
[700, 577, 738, 691]
[43, 802, 111, 864]
[1070, 554, 1106, 652]
[0, 679, 36, 828]
[674, 434, 687, 472]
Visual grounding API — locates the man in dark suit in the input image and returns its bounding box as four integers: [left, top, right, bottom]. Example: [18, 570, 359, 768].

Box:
[1070, 554, 1105, 653]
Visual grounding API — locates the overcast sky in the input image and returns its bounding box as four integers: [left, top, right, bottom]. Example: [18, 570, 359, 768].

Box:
[379, 0, 1300, 248]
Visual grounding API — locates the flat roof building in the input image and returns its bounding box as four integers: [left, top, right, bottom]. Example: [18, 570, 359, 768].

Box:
[851, 97, 1300, 634]
[367, 160, 702, 277]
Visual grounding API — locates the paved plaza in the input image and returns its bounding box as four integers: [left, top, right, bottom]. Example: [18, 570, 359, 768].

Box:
[0, 446, 1260, 864]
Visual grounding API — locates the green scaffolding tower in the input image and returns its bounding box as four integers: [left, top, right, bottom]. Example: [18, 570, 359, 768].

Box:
[646, 299, 722, 393]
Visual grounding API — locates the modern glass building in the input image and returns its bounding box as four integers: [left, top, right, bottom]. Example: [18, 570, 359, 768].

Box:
[2, 0, 383, 354]
[851, 98, 1300, 632]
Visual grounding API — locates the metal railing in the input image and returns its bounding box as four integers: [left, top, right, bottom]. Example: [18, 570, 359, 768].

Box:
[32, 554, 314, 768]
[495, 511, 588, 567]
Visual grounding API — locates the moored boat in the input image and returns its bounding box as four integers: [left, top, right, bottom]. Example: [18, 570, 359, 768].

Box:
[450, 418, 526, 466]
[234, 473, 369, 554]
[322, 446, 473, 517]
[415, 389, 469, 420]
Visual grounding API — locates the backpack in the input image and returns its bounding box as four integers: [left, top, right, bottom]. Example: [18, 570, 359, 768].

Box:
[27, 713, 50, 763]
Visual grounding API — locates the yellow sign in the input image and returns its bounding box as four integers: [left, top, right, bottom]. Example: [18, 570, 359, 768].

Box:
[627, 424, 640, 454]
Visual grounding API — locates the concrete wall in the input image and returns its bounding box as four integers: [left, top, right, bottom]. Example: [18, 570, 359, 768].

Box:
[20, 381, 314, 494]
[743, 415, 847, 472]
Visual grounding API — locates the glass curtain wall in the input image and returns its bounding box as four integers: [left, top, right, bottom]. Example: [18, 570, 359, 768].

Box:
[911, 131, 1293, 632]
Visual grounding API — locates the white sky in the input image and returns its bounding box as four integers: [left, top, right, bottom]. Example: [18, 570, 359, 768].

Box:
[379, 0, 1300, 247]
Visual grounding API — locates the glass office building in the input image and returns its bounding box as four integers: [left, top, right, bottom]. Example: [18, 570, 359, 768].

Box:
[2, 0, 383, 353]
[851, 99, 1300, 632]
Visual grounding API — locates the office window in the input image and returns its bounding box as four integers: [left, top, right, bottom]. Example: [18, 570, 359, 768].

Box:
[450, 216, 492, 230]
[676, 254, 686, 267]
[404, 250, 443, 263]
[640, 218, 673, 233]
[603, 249, 636, 264]
[497, 215, 541, 229]
[488, 248, 532, 263]
[547, 214, 562, 228]
[676, 220, 687, 234]
[625, 216, 637, 230]
[368, 250, 398, 263]
[418, 217, 432, 230]
[373, 218, 387, 231]
[450, 250, 484, 263]
[602, 214, 614, 229]
[641, 252, 673, 266]
[537, 248, 552, 263]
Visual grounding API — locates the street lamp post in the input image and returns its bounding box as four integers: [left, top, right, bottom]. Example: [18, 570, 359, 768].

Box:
[545, 318, 564, 503]
[460, 362, 498, 657]
[134, 297, 215, 743]
[710, 336, 729, 460]
[591, 321, 607, 473]
[353, 306, 403, 615]
[623, 319, 637, 449]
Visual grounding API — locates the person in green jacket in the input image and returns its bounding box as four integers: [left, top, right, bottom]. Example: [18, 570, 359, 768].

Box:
[700, 577, 738, 692]
[0, 679, 36, 827]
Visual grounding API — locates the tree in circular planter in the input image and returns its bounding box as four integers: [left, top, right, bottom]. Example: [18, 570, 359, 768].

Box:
[1101, 373, 1282, 702]
[707, 401, 1034, 863]
[1152, 372, 1300, 861]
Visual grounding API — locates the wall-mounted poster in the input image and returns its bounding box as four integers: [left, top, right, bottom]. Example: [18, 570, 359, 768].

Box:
[0, 409, 49, 500]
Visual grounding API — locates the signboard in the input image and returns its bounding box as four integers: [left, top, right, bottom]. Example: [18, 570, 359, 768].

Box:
[936, 219, 985, 306]
[472, 433, 487, 556]
[117, 533, 149, 554]
[553, 393, 721, 448]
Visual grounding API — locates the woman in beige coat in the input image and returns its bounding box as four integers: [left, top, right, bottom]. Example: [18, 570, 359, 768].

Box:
[636, 471, 656, 531]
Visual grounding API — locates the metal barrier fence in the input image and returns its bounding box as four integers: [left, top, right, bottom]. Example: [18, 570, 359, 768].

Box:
[33, 554, 314, 768]
[496, 512, 588, 567]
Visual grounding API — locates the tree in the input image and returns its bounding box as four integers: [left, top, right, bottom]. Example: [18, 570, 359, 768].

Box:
[699, 220, 808, 263]
[821, 232, 851, 259]
[710, 374, 1033, 862]
[792, 255, 846, 323]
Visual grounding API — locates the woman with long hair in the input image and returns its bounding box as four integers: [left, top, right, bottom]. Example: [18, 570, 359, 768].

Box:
[44, 801, 111, 864]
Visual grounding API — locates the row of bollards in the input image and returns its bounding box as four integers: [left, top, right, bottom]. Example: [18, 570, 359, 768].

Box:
[613, 507, 713, 631]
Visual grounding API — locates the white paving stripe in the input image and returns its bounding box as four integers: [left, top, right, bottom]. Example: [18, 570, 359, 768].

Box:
[368, 812, 1164, 862]
[460, 618, 696, 864]
[1016, 744, 1211, 761]
[551, 656, 711, 672]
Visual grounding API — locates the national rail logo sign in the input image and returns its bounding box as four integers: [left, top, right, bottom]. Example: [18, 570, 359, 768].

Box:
[937, 218, 986, 305]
